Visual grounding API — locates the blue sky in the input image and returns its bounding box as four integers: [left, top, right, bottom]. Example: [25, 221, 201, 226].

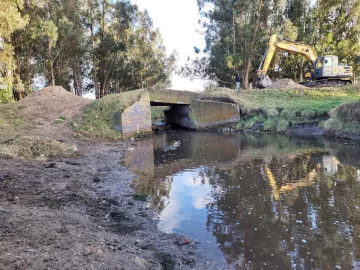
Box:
[133, 0, 207, 91]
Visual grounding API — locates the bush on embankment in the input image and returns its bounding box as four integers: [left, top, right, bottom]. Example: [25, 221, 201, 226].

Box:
[228, 86, 360, 133]
[76, 89, 145, 140]
[323, 99, 360, 135]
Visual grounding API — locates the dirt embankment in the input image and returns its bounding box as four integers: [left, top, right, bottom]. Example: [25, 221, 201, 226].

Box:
[16, 86, 93, 140]
[0, 87, 208, 270]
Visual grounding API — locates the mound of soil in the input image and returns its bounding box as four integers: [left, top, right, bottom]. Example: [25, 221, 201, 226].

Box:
[13, 86, 94, 141]
[267, 78, 308, 89]
[18, 86, 93, 124]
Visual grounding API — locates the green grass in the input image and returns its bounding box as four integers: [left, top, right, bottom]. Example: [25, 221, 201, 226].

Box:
[220, 86, 360, 133]
[321, 93, 360, 135]
[324, 105, 360, 135]
[276, 119, 290, 133]
[76, 89, 146, 140]
[263, 119, 277, 132]
[329, 99, 360, 123]
[239, 87, 360, 120]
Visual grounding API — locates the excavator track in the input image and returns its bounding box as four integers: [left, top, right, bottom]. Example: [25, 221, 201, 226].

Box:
[302, 79, 352, 88]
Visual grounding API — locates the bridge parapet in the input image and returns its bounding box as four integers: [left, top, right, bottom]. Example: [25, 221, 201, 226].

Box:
[148, 89, 196, 105]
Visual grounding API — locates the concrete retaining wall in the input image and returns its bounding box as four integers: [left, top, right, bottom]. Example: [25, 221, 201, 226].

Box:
[121, 92, 152, 136]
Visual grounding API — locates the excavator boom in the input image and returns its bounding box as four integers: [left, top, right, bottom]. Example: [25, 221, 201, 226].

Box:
[258, 34, 318, 77]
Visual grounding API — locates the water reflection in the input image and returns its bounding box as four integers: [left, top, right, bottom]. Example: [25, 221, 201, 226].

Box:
[125, 131, 360, 269]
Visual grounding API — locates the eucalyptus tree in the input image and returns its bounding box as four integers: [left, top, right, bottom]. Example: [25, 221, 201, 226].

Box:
[1, 0, 176, 101]
[194, 0, 281, 89]
[0, 0, 28, 102]
[186, 0, 360, 87]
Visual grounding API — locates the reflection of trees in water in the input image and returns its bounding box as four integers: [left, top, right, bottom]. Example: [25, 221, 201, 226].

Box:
[205, 153, 360, 269]
[127, 132, 360, 268]
[133, 174, 173, 212]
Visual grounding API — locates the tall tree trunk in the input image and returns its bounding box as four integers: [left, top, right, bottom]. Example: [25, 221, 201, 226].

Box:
[242, 0, 263, 89]
[50, 60, 55, 86]
[102, 0, 105, 40]
[14, 55, 23, 101]
[232, 10, 236, 55]
[242, 56, 251, 90]
[26, 49, 31, 92]
[299, 58, 304, 82]
[73, 66, 82, 96]
[89, 1, 99, 99]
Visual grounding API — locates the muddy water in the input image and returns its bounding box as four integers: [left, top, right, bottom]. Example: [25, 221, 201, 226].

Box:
[126, 131, 360, 269]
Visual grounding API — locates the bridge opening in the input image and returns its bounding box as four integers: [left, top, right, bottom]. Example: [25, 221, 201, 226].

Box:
[150, 102, 193, 132]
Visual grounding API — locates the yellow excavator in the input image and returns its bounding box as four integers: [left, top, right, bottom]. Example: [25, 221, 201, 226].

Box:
[255, 34, 353, 88]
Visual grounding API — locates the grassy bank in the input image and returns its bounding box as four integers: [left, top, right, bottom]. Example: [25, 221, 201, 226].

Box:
[211, 86, 360, 133]
[324, 99, 360, 135]
[77, 86, 360, 139]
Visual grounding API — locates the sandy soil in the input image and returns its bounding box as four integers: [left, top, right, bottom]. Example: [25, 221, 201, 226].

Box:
[0, 87, 211, 270]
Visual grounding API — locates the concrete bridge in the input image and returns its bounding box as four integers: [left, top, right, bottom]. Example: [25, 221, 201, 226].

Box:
[117, 89, 240, 136]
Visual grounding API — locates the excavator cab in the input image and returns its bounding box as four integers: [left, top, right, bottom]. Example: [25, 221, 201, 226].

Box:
[313, 55, 353, 84]
[314, 56, 337, 79]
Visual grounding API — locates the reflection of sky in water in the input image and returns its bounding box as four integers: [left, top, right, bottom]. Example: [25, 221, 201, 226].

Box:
[127, 132, 360, 269]
[157, 168, 226, 264]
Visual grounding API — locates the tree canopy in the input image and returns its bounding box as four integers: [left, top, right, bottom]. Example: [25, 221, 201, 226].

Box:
[180, 0, 360, 89]
[0, 0, 176, 102]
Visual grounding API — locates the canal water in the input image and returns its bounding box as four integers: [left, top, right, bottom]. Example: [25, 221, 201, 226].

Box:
[125, 131, 360, 269]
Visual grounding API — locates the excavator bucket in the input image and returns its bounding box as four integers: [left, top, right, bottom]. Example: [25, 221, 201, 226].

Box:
[254, 75, 272, 89]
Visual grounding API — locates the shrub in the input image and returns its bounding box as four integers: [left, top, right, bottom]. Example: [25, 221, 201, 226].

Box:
[276, 120, 289, 133]
[263, 119, 276, 132]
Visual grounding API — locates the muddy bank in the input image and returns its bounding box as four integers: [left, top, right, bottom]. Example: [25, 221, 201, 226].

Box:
[232, 122, 360, 140]
[234, 86, 360, 140]
[287, 124, 360, 140]
[0, 139, 210, 270]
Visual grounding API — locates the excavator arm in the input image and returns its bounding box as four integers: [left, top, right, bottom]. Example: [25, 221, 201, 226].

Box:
[255, 34, 318, 88]
[258, 34, 318, 76]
